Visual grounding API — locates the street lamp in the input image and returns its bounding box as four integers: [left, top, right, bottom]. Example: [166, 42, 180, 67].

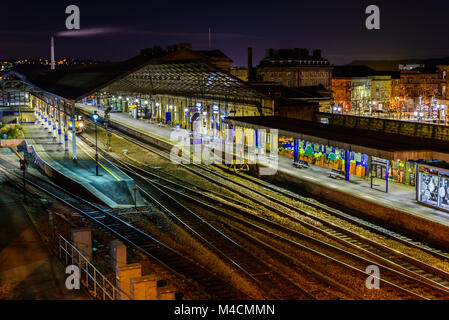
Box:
[92, 111, 99, 176]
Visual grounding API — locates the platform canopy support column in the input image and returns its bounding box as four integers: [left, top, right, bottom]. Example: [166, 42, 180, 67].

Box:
[71, 102, 77, 160]
[52, 104, 57, 140]
[58, 102, 62, 145]
[294, 139, 299, 163]
[64, 112, 69, 151]
[345, 149, 350, 181]
[44, 103, 48, 130]
[255, 130, 259, 149]
[386, 160, 389, 193]
[270, 131, 278, 155]
[39, 101, 44, 125]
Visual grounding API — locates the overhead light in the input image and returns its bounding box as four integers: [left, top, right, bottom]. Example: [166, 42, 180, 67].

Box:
[184, 108, 188, 112]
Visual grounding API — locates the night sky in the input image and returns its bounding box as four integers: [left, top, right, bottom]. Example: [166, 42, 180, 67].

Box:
[2, 0, 449, 66]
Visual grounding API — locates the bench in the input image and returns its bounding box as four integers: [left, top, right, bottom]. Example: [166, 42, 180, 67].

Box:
[329, 169, 345, 179]
[292, 160, 310, 169]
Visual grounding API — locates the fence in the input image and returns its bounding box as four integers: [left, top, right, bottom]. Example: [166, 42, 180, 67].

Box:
[58, 234, 130, 300]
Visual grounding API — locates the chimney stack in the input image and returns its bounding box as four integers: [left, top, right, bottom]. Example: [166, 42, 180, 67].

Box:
[50, 36, 55, 70]
[247, 47, 253, 82]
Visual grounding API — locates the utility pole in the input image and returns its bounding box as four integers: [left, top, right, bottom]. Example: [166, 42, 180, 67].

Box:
[105, 106, 112, 151]
[92, 111, 99, 176]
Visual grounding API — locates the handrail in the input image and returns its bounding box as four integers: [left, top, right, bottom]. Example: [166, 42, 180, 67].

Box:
[58, 234, 131, 300]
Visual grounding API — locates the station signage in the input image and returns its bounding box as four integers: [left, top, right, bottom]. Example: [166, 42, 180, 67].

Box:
[417, 163, 449, 212]
[372, 157, 388, 165]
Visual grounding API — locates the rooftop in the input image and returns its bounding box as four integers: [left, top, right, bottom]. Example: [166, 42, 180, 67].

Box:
[258, 48, 330, 67]
[249, 83, 332, 100]
[5, 46, 267, 102]
[332, 65, 376, 78]
[224, 116, 449, 159]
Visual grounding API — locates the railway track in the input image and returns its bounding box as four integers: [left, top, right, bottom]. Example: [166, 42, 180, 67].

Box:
[81, 118, 449, 299]
[83, 107, 449, 263]
[0, 160, 248, 300]
[77, 134, 319, 299]
[189, 164, 449, 288]
[77, 134, 441, 300]
[211, 163, 449, 260]
[119, 160, 316, 300]
[115, 160, 449, 299]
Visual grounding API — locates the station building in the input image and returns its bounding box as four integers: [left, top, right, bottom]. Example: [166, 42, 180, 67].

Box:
[2, 44, 315, 160]
[25, 44, 279, 140]
[5, 46, 449, 215]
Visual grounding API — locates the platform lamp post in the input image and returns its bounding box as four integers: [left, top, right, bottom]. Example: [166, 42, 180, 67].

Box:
[104, 106, 112, 150]
[92, 111, 99, 176]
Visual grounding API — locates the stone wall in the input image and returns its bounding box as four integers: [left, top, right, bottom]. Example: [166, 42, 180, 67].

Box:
[0, 139, 25, 147]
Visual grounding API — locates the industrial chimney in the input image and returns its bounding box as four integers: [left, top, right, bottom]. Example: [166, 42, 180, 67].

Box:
[50, 36, 55, 70]
[247, 47, 253, 82]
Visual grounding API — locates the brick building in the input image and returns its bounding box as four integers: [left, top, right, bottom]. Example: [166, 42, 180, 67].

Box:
[331, 66, 373, 114]
[437, 65, 449, 106]
[256, 48, 332, 90]
[399, 67, 439, 110]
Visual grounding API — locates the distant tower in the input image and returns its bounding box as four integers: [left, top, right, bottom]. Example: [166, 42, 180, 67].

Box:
[50, 36, 55, 70]
[208, 27, 211, 49]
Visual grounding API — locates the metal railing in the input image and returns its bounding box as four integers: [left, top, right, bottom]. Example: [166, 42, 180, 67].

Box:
[58, 234, 130, 300]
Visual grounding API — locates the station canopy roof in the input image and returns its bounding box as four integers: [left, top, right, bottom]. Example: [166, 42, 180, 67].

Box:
[0, 68, 48, 96]
[16, 48, 268, 103]
[225, 116, 449, 160]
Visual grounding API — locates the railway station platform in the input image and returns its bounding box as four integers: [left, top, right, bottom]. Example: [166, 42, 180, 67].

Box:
[76, 103, 449, 246]
[22, 123, 145, 209]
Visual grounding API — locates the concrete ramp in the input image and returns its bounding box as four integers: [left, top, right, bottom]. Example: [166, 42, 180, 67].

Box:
[23, 125, 145, 209]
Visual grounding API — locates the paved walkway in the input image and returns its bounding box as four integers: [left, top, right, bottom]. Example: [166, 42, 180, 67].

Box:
[76, 104, 449, 227]
[0, 187, 87, 299]
[23, 123, 144, 208]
